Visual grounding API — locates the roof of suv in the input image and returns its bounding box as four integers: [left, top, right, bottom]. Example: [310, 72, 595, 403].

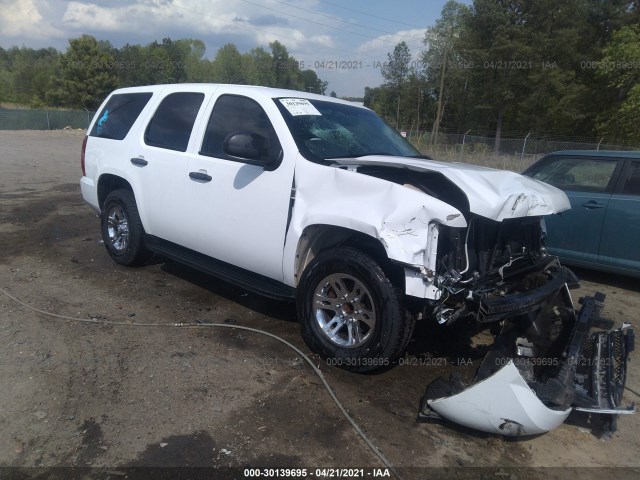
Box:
[108, 83, 366, 109]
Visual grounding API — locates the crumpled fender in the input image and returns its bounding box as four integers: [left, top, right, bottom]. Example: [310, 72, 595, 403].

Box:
[282, 158, 468, 285]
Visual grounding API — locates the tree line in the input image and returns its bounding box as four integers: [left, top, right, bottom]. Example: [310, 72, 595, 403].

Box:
[2, 0, 639, 144]
[366, 0, 640, 145]
[0, 36, 329, 110]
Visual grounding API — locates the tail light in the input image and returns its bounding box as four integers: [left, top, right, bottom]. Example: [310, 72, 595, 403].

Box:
[81, 135, 88, 177]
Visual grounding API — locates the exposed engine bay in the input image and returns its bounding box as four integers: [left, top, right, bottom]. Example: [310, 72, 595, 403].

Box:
[355, 164, 635, 436]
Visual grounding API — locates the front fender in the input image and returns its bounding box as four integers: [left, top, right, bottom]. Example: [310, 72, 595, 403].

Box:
[282, 159, 467, 286]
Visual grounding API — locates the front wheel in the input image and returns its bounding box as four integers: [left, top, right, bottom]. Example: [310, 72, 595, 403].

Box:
[297, 247, 413, 372]
[101, 189, 149, 266]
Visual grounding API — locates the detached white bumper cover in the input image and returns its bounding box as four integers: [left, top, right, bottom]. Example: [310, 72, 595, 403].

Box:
[427, 361, 571, 436]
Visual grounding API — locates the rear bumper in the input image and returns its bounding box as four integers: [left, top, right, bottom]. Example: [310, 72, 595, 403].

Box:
[80, 176, 100, 214]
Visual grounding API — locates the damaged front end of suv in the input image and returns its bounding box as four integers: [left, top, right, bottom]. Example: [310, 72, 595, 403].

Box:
[333, 158, 635, 436]
[277, 94, 634, 436]
[421, 214, 634, 436]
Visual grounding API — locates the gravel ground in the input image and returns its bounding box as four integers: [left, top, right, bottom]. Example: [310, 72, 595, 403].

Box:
[1, 130, 639, 479]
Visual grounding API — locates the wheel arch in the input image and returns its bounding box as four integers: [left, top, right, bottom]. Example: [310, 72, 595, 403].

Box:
[293, 224, 404, 290]
[98, 173, 135, 209]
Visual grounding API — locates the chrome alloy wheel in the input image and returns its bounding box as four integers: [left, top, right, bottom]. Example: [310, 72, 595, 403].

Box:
[313, 273, 376, 348]
[106, 205, 129, 252]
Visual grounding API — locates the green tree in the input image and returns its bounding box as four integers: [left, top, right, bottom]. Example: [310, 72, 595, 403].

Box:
[0, 36, 329, 109]
[114, 43, 145, 86]
[270, 41, 301, 89]
[421, 1, 470, 142]
[243, 47, 275, 86]
[596, 25, 640, 143]
[0, 46, 59, 105]
[363, 85, 396, 123]
[137, 38, 189, 84]
[381, 41, 411, 128]
[47, 35, 118, 109]
[300, 69, 328, 94]
[461, 0, 534, 150]
[211, 43, 246, 84]
[181, 39, 208, 82]
[512, 0, 594, 136]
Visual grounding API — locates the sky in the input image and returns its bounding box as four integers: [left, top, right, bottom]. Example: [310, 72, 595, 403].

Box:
[0, 0, 468, 97]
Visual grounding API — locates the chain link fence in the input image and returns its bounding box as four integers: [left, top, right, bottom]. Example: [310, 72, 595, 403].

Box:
[412, 132, 640, 172]
[3, 109, 640, 173]
[0, 108, 94, 130]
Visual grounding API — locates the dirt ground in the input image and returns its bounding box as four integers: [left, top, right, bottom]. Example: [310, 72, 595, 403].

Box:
[1, 130, 639, 479]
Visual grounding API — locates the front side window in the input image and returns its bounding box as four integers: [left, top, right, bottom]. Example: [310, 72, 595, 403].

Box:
[145, 92, 204, 152]
[200, 94, 282, 164]
[531, 157, 618, 192]
[274, 97, 422, 161]
[90, 92, 152, 140]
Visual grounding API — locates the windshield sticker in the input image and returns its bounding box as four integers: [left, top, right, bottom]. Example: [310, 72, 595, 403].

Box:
[279, 98, 322, 116]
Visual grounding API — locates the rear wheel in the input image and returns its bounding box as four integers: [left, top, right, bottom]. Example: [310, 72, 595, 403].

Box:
[101, 189, 149, 266]
[297, 247, 413, 372]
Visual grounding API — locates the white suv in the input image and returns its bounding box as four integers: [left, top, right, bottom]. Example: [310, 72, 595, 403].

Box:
[81, 84, 633, 435]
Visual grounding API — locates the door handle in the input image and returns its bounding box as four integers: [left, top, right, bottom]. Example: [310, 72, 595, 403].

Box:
[580, 200, 604, 209]
[189, 171, 212, 182]
[130, 157, 148, 167]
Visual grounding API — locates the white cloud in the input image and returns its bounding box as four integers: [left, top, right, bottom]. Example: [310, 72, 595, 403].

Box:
[55, 0, 335, 51]
[307, 34, 334, 48]
[0, 0, 427, 96]
[0, 0, 64, 39]
[62, 1, 231, 34]
[356, 28, 426, 53]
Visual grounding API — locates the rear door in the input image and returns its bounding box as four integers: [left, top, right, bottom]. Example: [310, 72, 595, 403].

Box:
[598, 159, 640, 273]
[131, 90, 208, 244]
[529, 155, 622, 263]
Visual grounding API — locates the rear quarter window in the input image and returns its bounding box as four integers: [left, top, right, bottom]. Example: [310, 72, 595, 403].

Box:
[622, 161, 640, 195]
[90, 92, 153, 140]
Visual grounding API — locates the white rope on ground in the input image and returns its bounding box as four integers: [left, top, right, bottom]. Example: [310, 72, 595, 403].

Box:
[0, 286, 403, 480]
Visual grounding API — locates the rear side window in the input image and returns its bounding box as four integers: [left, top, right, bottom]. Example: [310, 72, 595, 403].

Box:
[531, 157, 618, 192]
[90, 92, 152, 140]
[145, 92, 205, 152]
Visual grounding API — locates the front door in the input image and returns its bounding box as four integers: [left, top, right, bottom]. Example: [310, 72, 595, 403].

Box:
[179, 93, 295, 282]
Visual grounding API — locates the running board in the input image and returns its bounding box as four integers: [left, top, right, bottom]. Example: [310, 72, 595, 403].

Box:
[146, 235, 296, 300]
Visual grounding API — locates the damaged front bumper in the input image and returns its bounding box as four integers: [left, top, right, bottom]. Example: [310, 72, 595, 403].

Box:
[424, 360, 572, 435]
[420, 293, 635, 436]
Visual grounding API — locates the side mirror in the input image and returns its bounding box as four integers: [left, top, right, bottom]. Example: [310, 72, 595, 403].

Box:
[223, 132, 268, 162]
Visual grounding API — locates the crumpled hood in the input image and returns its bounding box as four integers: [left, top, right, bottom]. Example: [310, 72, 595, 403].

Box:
[333, 156, 570, 221]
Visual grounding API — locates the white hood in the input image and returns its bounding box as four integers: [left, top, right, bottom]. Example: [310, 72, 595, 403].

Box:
[334, 156, 571, 221]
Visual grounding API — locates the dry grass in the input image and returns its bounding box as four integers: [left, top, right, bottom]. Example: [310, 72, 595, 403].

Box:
[417, 143, 543, 173]
[0, 102, 30, 109]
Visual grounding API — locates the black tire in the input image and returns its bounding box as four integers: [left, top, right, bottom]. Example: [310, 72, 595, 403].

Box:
[101, 189, 149, 266]
[297, 247, 413, 372]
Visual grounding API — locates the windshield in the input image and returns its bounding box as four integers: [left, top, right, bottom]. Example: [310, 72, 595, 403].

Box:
[274, 98, 422, 161]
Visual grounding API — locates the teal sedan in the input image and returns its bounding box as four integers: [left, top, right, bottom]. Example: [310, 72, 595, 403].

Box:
[523, 150, 640, 278]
